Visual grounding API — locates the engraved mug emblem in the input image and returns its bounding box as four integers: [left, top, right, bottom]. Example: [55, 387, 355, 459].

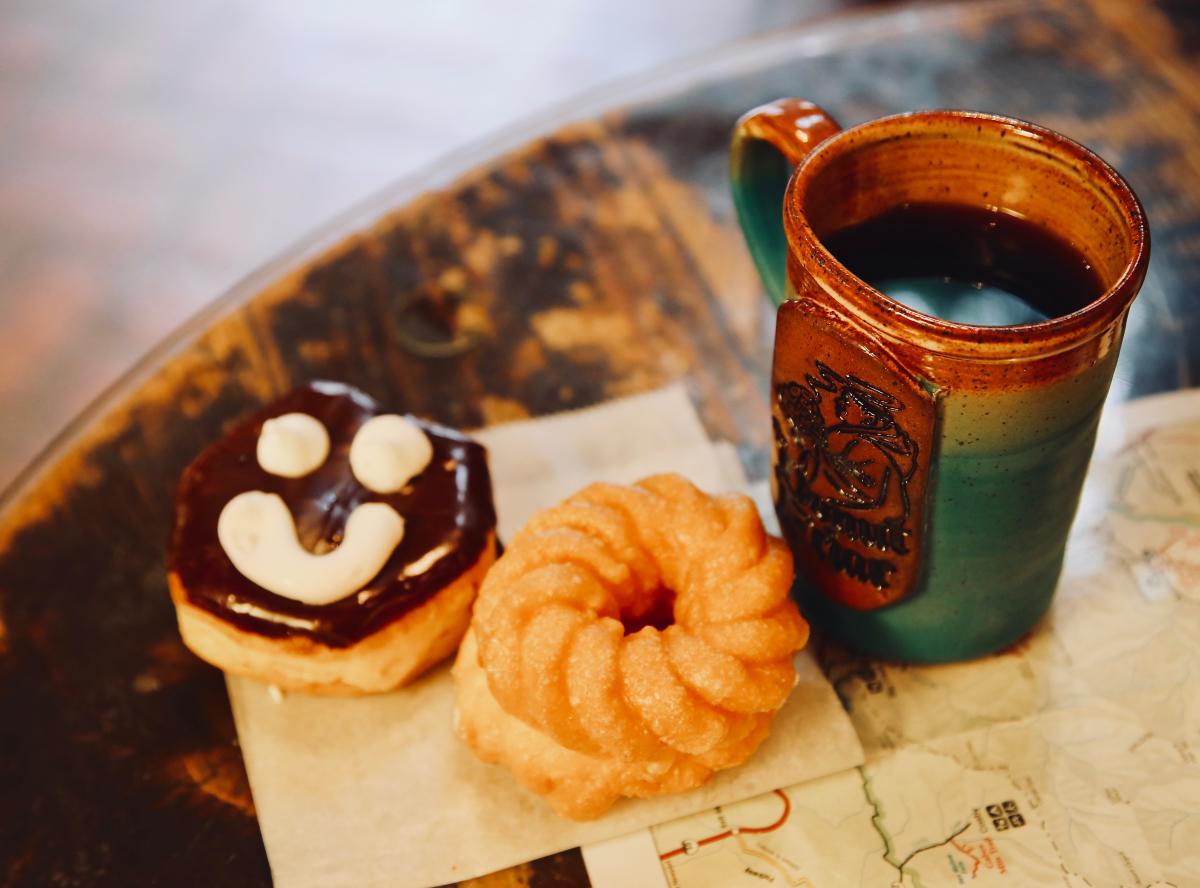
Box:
[773, 360, 926, 609]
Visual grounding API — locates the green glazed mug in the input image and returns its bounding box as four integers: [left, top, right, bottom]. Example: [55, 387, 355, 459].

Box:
[731, 99, 1149, 662]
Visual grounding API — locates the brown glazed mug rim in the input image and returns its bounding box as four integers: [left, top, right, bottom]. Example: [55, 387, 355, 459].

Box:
[784, 109, 1150, 360]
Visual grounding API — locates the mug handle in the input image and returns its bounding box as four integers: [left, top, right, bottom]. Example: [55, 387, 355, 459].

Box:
[730, 99, 842, 306]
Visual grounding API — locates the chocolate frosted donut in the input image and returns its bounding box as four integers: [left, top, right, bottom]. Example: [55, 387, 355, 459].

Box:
[168, 381, 497, 694]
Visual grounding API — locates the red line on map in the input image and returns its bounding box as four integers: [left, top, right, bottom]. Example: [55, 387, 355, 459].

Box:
[952, 838, 982, 877]
[659, 789, 792, 861]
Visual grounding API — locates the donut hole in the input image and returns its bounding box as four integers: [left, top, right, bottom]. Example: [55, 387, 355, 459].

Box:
[619, 588, 676, 635]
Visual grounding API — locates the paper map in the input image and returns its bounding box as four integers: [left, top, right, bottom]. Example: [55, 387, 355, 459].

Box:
[587, 392, 1200, 888]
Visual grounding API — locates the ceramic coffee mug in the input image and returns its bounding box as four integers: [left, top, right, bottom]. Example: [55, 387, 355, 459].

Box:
[731, 99, 1149, 662]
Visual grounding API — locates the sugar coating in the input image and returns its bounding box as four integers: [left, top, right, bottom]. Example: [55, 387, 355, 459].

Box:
[457, 473, 810, 818]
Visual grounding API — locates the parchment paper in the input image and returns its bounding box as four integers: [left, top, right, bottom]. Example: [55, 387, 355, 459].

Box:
[226, 386, 865, 888]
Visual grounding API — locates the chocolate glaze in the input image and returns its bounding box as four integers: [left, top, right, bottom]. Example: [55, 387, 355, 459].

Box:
[169, 381, 495, 647]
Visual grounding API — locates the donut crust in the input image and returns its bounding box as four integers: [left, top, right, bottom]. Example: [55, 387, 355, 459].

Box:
[171, 533, 495, 695]
[454, 475, 808, 818]
[454, 629, 759, 819]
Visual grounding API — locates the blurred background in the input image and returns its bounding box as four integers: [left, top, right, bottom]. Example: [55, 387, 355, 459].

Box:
[0, 0, 898, 490]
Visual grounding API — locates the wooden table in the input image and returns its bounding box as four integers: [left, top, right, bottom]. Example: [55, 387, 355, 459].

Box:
[0, 0, 857, 492]
[1, 0, 1198, 885]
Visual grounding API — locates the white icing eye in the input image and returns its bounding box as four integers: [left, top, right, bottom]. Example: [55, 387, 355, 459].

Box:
[217, 491, 404, 605]
[257, 413, 330, 477]
[349, 414, 433, 494]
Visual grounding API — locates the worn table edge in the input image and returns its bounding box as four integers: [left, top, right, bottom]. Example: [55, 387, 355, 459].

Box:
[0, 0, 1016, 530]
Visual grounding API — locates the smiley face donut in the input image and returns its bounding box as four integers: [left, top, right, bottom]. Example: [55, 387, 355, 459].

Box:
[452, 474, 808, 819]
[168, 381, 496, 694]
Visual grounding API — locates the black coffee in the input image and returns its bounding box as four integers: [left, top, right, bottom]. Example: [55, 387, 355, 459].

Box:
[821, 202, 1105, 326]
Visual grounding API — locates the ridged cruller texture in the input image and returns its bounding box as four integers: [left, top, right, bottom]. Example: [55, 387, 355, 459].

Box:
[453, 473, 809, 819]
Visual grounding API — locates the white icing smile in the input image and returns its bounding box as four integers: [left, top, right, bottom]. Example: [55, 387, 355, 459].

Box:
[217, 411, 434, 604]
[257, 413, 330, 477]
[217, 492, 404, 606]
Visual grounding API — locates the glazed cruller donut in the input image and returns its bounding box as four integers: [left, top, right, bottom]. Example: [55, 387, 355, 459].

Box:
[453, 473, 808, 819]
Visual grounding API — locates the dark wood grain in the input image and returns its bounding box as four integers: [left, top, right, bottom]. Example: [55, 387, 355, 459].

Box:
[0, 0, 869, 492]
[3, 0, 1200, 885]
